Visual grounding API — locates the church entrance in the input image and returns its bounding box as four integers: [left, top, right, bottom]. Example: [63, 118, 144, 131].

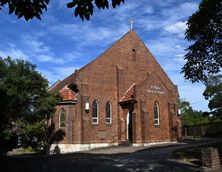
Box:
[127, 110, 133, 142]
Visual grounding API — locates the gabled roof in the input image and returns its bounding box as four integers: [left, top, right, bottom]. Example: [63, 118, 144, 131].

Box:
[48, 72, 77, 93]
[59, 86, 77, 102]
[48, 30, 138, 92]
[49, 29, 177, 93]
[119, 83, 135, 103]
[59, 86, 78, 104]
[71, 29, 138, 73]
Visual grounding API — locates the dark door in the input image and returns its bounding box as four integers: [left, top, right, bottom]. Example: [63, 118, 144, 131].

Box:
[128, 111, 133, 142]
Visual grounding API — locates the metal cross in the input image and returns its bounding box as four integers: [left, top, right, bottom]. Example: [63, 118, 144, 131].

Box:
[128, 18, 134, 30]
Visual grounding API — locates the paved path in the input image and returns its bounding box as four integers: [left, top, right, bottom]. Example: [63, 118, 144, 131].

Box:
[2, 138, 222, 172]
[85, 138, 222, 172]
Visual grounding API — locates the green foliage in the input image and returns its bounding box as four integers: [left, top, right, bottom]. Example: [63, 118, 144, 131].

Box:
[67, 0, 124, 20]
[0, 57, 59, 156]
[0, 0, 124, 21]
[203, 75, 222, 119]
[178, 99, 191, 114]
[17, 120, 45, 150]
[0, 0, 49, 21]
[182, 0, 222, 82]
[179, 99, 209, 126]
[181, 109, 209, 127]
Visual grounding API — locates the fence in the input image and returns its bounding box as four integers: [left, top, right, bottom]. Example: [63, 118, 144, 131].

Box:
[183, 122, 222, 138]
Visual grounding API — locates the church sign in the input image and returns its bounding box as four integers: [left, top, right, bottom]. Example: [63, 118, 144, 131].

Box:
[147, 85, 165, 95]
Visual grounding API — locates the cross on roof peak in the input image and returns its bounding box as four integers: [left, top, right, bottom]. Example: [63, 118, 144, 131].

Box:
[128, 18, 134, 30]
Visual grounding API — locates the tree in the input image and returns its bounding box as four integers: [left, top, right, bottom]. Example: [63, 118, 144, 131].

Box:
[203, 74, 222, 119]
[178, 99, 191, 114]
[0, 57, 59, 157]
[182, 0, 222, 83]
[179, 99, 209, 126]
[0, 0, 124, 21]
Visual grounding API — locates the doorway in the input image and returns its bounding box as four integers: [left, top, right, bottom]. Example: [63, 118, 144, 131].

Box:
[127, 110, 133, 142]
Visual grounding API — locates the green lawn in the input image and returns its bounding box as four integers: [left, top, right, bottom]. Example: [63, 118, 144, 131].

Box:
[172, 142, 222, 166]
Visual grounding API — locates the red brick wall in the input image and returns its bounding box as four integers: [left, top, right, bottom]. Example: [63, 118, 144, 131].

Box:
[52, 30, 181, 145]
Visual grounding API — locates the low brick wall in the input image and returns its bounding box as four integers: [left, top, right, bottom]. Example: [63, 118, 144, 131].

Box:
[201, 147, 221, 170]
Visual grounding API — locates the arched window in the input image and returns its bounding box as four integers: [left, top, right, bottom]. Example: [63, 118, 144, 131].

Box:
[59, 109, 66, 128]
[92, 100, 99, 124]
[105, 101, 112, 124]
[154, 101, 160, 126]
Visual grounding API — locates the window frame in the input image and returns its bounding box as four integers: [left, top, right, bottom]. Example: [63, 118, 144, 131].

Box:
[105, 101, 112, 124]
[154, 101, 160, 126]
[59, 108, 66, 128]
[92, 100, 99, 124]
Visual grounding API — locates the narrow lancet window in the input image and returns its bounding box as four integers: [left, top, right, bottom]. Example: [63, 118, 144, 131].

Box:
[92, 100, 99, 124]
[154, 101, 160, 126]
[59, 109, 66, 128]
[106, 101, 112, 124]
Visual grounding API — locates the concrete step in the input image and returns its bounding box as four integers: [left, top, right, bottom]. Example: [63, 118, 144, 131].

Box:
[119, 141, 132, 146]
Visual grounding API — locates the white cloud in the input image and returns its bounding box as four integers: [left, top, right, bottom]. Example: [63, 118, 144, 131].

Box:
[143, 6, 154, 14]
[63, 52, 85, 61]
[0, 48, 29, 60]
[180, 2, 199, 15]
[164, 21, 187, 34]
[161, 2, 199, 22]
[137, 17, 163, 31]
[138, 2, 198, 32]
[147, 37, 185, 58]
[38, 66, 80, 84]
[37, 55, 54, 62]
[22, 36, 51, 54]
[37, 55, 65, 64]
[0, 0, 207, 111]
[21, 35, 68, 64]
[173, 54, 185, 63]
[38, 68, 60, 84]
[49, 23, 129, 46]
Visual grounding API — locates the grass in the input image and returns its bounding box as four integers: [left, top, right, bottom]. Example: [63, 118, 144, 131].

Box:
[172, 142, 222, 166]
[7, 147, 38, 156]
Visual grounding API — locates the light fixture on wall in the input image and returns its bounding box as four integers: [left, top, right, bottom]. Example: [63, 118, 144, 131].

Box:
[178, 109, 181, 115]
[85, 97, 89, 112]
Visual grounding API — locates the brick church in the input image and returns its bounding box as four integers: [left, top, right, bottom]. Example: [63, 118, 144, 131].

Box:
[49, 29, 182, 153]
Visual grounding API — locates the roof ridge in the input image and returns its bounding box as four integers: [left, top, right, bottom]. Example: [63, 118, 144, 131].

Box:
[48, 80, 61, 92]
[49, 30, 137, 92]
[77, 29, 137, 73]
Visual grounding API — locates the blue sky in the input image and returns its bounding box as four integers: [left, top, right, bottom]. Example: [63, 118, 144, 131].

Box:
[0, 0, 209, 111]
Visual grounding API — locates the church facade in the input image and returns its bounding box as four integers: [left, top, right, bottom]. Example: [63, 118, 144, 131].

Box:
[49, 30, 182, 153]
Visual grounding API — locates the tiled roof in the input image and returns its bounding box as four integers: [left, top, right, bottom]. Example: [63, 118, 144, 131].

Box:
[48, 72, 77, 93]
[47, 80, 61, 92]
[59, 86, 77, 101]
[119, 83, 135, 103]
